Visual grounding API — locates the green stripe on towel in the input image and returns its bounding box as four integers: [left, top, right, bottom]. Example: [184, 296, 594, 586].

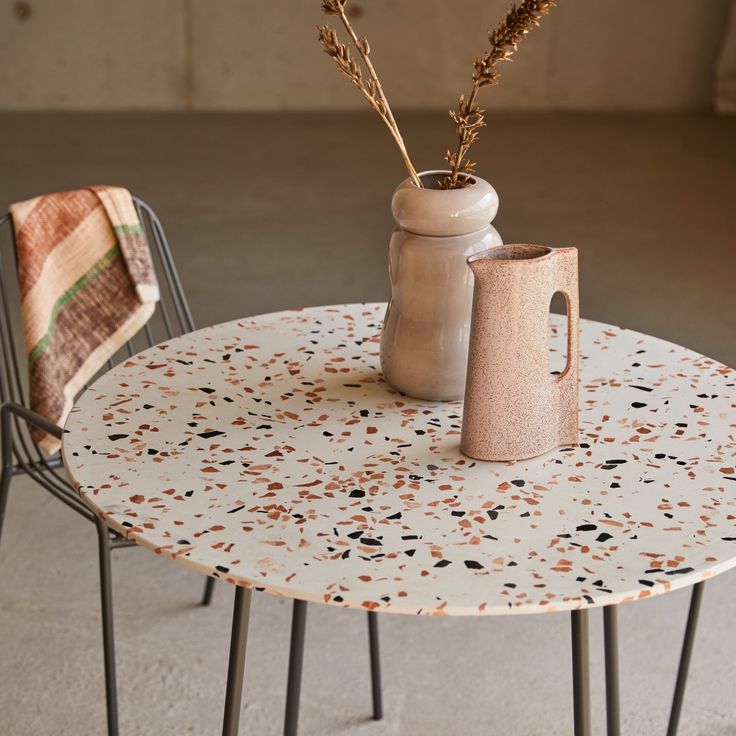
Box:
[113, 224, 143, 235]
[28, 245, 121, 365]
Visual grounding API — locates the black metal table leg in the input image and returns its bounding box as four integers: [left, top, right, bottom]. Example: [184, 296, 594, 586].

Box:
[284, 599, 308, 736]
[603, 605, 620, 736]
[202, 576, 216, 606]
[367, 611, 383, 720]
[571, 609, 591, 736]
[222, 586, 254, 736]
[96, 518, 119, 736]
[667, 582, 705, 736]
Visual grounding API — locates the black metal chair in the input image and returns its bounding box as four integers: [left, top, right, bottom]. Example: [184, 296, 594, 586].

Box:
[0, 196, 381, 736]
[0, 198, 215, 735]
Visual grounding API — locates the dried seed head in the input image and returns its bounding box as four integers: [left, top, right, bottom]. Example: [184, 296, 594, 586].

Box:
[316, 0, 422, 187]
[318, 25, 338, 55]
[443, 0, 557, 189]
[321, 0, 347, 15]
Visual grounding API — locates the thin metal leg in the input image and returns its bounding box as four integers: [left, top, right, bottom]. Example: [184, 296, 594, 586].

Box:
[96, 518, 119, 736]
[0, 405, 13, 547]
[284, 599, 308, 736]
[603, 606, 620, 736]
[571, 609, 591, 736]
[0, 467, 11, 548]
[202, 576, 216, 606]
[667, 582, 705, 736]
[222, 586, 254, 736]
[367, 611, 383, 720]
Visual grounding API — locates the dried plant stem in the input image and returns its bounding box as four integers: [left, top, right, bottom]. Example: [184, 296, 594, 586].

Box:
[444, 84, 484, 190]
[334, 7, 420, 186]
[354, 78, 423, 190]
[319, 1, 422, 188]
[443, 0, 557, 189]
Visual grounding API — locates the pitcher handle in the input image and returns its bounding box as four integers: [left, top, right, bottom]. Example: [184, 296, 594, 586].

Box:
[552, 247, 579, 384]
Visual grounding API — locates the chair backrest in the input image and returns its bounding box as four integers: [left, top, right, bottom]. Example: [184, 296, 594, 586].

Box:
[0, 196, 196, 471]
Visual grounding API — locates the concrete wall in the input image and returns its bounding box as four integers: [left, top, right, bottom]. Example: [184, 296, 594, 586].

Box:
[0, 0, 729, 110]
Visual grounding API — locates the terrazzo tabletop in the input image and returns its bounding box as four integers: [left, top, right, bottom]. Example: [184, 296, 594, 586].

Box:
[63, 303, 736, 616]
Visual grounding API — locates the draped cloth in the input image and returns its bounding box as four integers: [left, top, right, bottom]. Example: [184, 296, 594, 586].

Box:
[9, 186, 159, 454]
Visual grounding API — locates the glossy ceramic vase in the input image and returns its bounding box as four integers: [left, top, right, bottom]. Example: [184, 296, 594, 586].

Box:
[460, 244, 580, 461]
[380, 170, 502, 401]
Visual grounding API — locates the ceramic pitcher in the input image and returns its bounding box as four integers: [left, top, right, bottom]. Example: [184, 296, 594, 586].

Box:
[380, 170, 502, 401]
[460, 244, 579, 461]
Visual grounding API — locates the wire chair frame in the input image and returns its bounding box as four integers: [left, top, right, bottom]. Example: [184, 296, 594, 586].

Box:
[0, 197, 196, 524]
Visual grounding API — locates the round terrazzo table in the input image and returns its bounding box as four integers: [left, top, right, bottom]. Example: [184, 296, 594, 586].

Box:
[63, 303, 736, 736]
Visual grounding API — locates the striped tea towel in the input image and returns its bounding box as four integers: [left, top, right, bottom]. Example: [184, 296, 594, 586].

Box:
[9, 186, 159, 455]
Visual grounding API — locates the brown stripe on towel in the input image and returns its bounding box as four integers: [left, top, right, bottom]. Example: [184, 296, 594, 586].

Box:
[16, 191, 102, 297]
[27, 252, 141, 445]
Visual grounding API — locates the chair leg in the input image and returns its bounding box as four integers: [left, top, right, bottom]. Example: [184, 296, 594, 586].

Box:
[0, 404, 14, 547]
[96, 518, 119, 736]
[284, 599, 308, 736]
[0, 466, 11, 548]
[367, 611, 383, 720]
[667, 582, 705, 736]
[202, 576, 216, 606]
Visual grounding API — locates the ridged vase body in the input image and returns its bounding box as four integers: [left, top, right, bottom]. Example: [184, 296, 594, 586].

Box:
[380, 170, 502, 401]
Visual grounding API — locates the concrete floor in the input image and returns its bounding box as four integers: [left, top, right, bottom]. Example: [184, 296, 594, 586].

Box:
[0, 111, 734, 735]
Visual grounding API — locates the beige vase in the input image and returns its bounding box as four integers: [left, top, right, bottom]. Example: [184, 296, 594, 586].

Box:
[460, 244, 580, 461]
[380, 170, 502, 401]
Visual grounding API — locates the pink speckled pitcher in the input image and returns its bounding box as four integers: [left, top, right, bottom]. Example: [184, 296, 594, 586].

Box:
[460, 244, 579, 461]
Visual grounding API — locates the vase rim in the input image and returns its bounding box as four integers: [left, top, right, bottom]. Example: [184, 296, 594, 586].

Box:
[408, 169, 483, 190]
[392, 170, 498, 236]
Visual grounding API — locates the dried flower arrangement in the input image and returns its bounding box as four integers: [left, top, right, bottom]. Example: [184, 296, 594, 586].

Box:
[318, 0, 557, 189]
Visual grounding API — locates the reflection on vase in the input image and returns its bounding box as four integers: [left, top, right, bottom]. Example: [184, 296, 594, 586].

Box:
[380, 170, 502, 401]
